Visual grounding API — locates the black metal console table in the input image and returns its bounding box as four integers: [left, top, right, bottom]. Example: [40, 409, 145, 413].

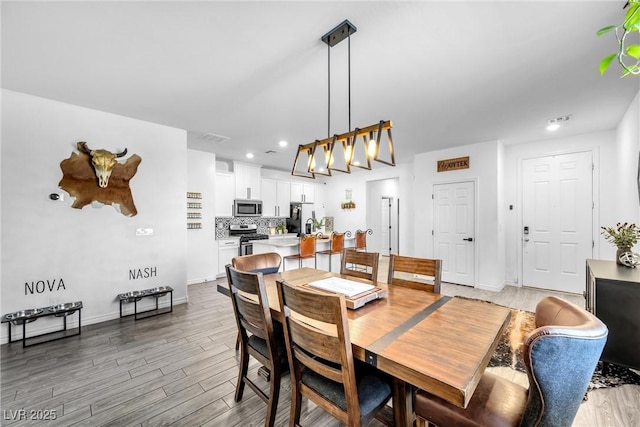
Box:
[118, 286, 173, 320]
[1, 301, 83, 348]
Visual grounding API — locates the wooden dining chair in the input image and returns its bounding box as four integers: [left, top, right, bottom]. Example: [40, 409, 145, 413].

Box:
[231, 252, 282, 351]
[355, 229, 373, 251]
[283, 234, 317, 271]
[225, 265, 288, 427]
[315, 231, 348, 272]
[414, 296, 608, 427]
[276, 279, 392, 427]
[340, 249, 379, 281]
[387, 254, 442, 294]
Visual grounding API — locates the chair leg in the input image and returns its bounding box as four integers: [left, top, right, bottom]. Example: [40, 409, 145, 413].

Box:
[235, 331, 240, 351]
[265, 365, 281, 427]
[235, 343, 249, 402]
[290, 383, 302, 427]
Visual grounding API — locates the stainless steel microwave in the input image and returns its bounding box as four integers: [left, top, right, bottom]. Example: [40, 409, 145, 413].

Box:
[233, 199, 262, 217]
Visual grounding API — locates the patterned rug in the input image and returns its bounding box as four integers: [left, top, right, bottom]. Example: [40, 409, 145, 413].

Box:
[487, 309, 640, 391]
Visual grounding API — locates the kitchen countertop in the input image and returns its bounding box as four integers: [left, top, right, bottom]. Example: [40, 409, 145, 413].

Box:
[251, 236, 354, 247]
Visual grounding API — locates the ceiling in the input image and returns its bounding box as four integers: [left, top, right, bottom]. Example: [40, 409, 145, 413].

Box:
[3, 1, 638, 173]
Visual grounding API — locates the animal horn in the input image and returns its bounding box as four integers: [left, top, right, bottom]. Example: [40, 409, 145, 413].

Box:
[77, 141, 92, 154]
[115, 148, 128, 158]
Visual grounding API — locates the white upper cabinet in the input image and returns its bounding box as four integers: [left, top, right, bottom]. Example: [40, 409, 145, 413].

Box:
[290, 182, 315, 203]
[234, 161, 262, 200]
[262, 178, 291, 217]
[215, 172, 235, 217]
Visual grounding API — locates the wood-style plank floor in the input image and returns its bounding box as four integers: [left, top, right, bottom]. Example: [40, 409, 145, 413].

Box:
[1, 257, 638, 426]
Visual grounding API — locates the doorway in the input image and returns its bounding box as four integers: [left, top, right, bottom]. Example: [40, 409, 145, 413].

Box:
[521, 151, 593, 294]
[367, 178, 399, 256]
[433, 181, 475, 286]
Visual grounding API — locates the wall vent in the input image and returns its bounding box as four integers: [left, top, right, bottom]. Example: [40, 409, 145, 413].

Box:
[199, 133, 230, 144]
[265, 150, 277, 154]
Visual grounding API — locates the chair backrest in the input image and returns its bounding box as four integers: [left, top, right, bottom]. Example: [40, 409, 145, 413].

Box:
[355, 229, 372, 250]
[387, 254, 442, 294]
[330, 232, 345, 253]
[225, 265, 278, 363]
[232, 252, 282, 275]
[299, 234, 317, 257]
[276, 279, 362, 423]
[340, 249, 379, 281]
[520, 296, 608, 427]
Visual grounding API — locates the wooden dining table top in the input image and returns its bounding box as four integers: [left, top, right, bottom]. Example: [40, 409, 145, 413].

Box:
[218, 267, 511, 412]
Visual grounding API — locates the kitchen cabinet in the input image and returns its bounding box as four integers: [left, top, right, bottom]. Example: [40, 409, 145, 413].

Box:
[215, 172, 235, 217]
[217, 239, 240, 278]
[291, 182, 315, 203]
[262, 178, 291, 218]
[586, 259, 640, 369]
[234, 161, 262, 200]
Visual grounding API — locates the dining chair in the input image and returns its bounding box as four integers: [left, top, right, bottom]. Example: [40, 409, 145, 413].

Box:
[315, 231, 348, 272]
[276, 279, 393, 427]
[283, 233, 317, 271]
[225, 264, 288, 427]
[414, 296, 608, 427]
[387, 254, 442, 294]
[354, 229, 373, 251]
[231, 252, 282, 351]
[340, 249, 379, 281]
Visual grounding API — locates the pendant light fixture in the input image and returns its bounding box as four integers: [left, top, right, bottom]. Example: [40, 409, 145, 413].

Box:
[292, 19, 395, 179]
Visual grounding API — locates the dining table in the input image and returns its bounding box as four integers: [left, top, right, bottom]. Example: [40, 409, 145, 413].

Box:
[217, 267, 511, 427]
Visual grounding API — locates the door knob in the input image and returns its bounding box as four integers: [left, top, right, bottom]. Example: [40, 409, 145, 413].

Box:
[463, 237, 473, 242]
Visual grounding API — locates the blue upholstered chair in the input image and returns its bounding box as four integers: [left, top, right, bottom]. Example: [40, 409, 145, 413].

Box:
[414, 296, 608, 427]
[276, 279, 392, 427]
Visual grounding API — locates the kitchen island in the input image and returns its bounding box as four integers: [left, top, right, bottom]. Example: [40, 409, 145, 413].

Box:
[252, 235, 355, 271]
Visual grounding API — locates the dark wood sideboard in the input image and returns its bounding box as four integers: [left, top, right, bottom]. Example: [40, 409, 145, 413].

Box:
[586, 259, 640, 370]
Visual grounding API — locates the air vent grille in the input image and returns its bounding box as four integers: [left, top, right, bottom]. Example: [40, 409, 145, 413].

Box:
[199, 133, 230, 144]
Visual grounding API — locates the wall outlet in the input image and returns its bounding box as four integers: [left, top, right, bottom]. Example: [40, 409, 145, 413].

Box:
[136, 228, 154, 236]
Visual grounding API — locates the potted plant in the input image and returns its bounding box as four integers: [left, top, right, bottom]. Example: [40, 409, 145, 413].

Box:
[275, 224, 286, 234]
[311, 217, 325, 232]
[597, 0, 640, 77]
[601, 222, 640, 264]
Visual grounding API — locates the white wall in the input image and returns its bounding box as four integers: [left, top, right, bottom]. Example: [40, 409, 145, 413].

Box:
[1, 90, 187, 342]
[323, 162, 414, 256]
[187, 149, 217, 284]
[414, 141, 502, 290]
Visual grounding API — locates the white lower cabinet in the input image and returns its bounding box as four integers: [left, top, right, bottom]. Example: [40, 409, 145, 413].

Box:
[217, 239, 239, 278]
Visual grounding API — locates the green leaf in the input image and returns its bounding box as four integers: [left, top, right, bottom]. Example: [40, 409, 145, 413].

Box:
[627, 44, 640, 58]
[597, 25, 617, 36]
[600, 53, 617, 74]
[624, 4, 640, 30]
[621, 64, 640, 77]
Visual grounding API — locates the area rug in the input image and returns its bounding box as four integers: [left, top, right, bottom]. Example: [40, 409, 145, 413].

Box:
[487, 308, 640, 391]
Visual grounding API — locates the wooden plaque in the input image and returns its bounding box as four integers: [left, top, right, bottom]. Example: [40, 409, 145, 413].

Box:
[437, 156, 469, 172]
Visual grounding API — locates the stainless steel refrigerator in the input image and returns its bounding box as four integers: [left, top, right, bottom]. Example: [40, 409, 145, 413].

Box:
[286, 203, 315, 236]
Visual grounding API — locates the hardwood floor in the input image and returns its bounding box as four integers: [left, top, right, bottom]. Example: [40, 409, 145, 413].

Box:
[1, 261, 638, 426]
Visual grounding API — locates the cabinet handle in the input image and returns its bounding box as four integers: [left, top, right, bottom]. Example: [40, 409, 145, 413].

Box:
[247, 187, 251, 199]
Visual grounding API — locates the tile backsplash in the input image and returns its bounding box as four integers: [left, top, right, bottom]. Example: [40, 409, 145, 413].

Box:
[215, 217, 287, 238]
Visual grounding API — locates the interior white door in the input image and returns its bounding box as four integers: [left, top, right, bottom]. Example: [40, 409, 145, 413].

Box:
[380, 197, 391, 256]
[522, 151, 593, 294]
[433, 181, 475, 286]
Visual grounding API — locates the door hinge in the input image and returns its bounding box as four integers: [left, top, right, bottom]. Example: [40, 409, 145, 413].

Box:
[431, 194, 434, 199]
[432, 230, 434, 236]
[592, 240, 595, 248]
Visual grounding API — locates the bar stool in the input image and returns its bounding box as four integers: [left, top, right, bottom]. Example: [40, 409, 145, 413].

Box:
[283, 234, 317, 271]
[315, 231, 348, 272]
[355, 228, 373, 251]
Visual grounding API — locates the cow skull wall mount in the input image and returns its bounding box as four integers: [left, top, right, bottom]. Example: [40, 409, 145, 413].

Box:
[77, 141, 128, 188]
[58, 141, 142, 217]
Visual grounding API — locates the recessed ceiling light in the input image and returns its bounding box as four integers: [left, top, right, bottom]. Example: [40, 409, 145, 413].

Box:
[546, 115, 571, 131]
[279, 140, 288, 147]
[246, 153, 254, 159]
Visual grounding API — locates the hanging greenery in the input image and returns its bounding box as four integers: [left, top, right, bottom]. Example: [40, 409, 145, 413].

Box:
[598, 0, 640, 76]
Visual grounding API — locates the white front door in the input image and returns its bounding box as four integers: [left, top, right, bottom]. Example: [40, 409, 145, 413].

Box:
[522, 151, 593, 294]
[433, 181, 475, 286]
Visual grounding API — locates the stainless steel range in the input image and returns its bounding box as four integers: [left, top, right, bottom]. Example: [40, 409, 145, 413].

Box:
[229, 224, 269, 256]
